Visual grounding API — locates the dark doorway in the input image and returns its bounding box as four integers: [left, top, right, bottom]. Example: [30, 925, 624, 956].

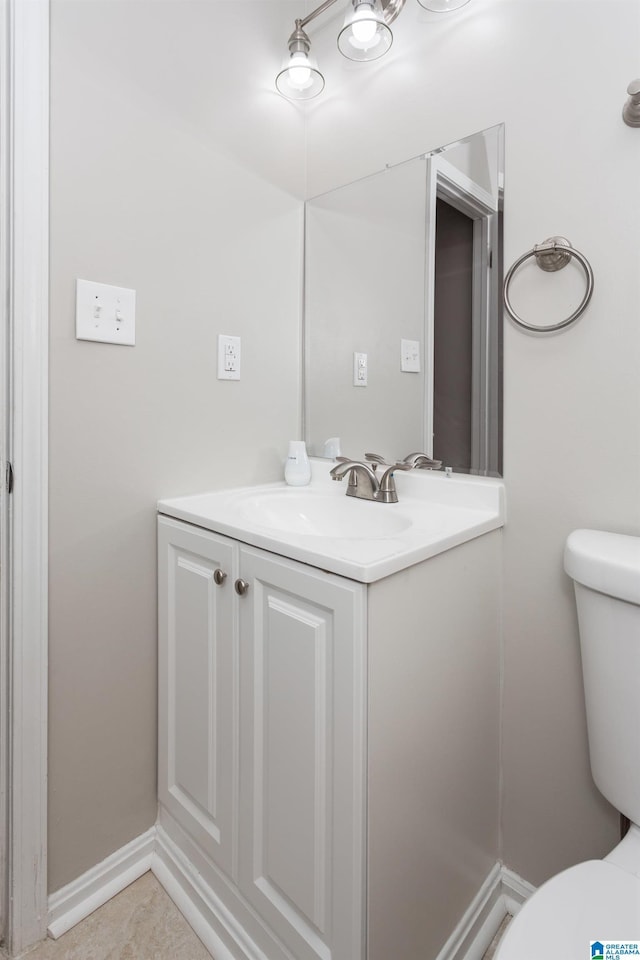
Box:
[433, 198, 474, 471]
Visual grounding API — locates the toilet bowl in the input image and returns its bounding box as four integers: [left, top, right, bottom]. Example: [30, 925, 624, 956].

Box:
[496, 529, 640, 959]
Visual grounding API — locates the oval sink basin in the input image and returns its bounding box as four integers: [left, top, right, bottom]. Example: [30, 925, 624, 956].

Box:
[233, 490, 412, 539]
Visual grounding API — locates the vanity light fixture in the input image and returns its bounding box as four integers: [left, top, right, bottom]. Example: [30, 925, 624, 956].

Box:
[337, 0, 393, 62]
[275, 22, 325, 100]
[276, 0, 471, 100]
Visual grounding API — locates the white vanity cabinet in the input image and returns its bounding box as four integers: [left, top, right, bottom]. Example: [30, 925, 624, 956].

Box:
[157, 519, 236, 879]
[158, 516, 367, 960]
[157, 486, 503, 960]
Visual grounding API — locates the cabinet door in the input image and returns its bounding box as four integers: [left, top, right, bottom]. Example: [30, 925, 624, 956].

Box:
[158, 517, 237, 879]
[238, 546, 367, 960]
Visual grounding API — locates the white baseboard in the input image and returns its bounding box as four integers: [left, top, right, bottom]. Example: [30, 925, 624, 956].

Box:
[434, 863, 536, 960]
[47, 827, 156, 939]
[151, 824, 270, 960]
[500, 866, 536, 917]
[151, 845, 535, 960]
[47, 828, 536, 960]
[435, 863, 503, 960]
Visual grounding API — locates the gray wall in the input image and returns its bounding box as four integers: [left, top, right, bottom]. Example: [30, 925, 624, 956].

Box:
[306, 0, 640, 886]
[49, 0, 304, 891]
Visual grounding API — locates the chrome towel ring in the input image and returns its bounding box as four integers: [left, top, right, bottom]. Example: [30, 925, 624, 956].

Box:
[503, 236, 594, 333]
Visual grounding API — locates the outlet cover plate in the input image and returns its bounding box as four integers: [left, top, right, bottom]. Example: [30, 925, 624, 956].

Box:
[353, 352, 368, 387]
[401, 338, 420, 373]
[217, 334, 241, 380]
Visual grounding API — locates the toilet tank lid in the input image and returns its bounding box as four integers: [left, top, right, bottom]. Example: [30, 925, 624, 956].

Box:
[564, 528, 640, 606]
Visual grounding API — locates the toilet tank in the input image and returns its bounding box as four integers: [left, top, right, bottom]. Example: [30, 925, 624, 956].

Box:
[564, 529, 640, 825]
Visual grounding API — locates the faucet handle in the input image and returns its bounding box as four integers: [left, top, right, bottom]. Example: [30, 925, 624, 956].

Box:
[402, 451, 443, 470]
[365, 452, 388, 463]
[330, 456, 357, 481]
[376, 461, 412, 503]
[381, 461, 412, 481]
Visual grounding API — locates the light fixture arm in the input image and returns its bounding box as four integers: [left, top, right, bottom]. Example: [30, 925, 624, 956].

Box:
[298, 0, 341, 31]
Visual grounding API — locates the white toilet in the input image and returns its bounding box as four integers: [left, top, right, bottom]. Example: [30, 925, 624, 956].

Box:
[496, 528, 640, 958]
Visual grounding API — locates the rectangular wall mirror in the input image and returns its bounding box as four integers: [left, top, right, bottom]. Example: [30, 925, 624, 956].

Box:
[303, 124, 504, 477]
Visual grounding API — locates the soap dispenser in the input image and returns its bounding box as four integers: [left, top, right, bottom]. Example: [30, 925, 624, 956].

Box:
[284, 440, 311, 486]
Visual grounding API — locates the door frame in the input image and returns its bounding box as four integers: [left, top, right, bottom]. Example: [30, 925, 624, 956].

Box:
[425, 155, 499, 474]
[1, 0, 49, 953]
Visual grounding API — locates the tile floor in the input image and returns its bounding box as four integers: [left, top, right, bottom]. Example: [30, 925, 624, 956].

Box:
[9, 872, 212, 960]
[2, 873, 512, 960]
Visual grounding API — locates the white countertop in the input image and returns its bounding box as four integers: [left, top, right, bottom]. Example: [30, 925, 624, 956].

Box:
[158, 460, 506, 583]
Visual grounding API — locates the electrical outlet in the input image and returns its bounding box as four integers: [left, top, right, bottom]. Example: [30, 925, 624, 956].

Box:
[217, 335, 241, 380]
[353, 352, 368, 387]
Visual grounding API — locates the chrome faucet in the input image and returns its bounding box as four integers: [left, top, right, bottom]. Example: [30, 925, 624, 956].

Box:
[401, 451, 443, 470]
[329, 458, 411, 504]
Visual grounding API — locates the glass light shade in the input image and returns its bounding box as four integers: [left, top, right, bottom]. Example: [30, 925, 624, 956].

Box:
[338, 0, 393, 62]
[276, 51, 325, 100]
[416, 0, 471, 10]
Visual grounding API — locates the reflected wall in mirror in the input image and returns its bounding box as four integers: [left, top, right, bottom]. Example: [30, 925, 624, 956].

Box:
[303, 124, 504, 477]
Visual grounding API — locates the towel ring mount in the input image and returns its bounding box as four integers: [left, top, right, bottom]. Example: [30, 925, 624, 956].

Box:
[503, 236, 594, 333]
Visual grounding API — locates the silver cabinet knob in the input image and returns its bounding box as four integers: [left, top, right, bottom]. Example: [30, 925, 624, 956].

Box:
[234, 578, 249, 596]
[213, 569, 227, 586]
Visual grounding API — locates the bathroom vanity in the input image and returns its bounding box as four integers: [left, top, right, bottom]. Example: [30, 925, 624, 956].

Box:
[156, 464, 505, 960]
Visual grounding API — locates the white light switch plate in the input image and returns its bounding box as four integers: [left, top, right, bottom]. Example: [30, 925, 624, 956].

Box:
[76, 279, 136, 346]
[401, 338, 421, 373]
[217, 335, 241, 380]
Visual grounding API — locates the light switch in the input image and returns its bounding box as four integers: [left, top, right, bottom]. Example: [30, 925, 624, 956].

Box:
[76, 279, 136, 346]
[401, 339, 421, 373]
[217, 335, 241, 380]
[353, 352, 368, 387]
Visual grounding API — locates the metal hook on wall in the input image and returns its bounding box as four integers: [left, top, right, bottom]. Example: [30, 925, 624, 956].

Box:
[622, 79, 640, 127]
